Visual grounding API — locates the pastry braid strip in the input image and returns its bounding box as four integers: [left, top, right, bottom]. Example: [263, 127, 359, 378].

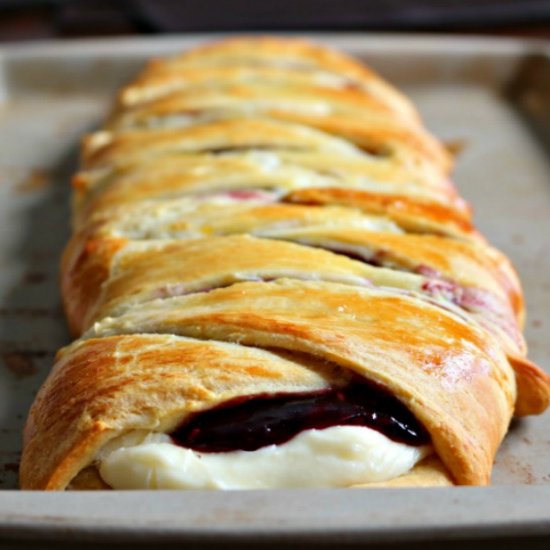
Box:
[21, 37, 550, 490]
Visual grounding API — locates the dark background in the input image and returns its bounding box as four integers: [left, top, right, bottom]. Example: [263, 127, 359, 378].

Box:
[1, 0, 550, 41]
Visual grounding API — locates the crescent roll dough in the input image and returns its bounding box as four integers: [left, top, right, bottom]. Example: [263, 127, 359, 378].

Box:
[20, 37, 550, 490]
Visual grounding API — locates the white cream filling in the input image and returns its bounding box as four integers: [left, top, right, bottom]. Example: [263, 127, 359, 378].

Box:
[98, 426, 431, 490]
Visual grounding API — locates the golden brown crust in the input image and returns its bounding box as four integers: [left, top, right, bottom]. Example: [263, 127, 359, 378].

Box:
[258, 226, 523, 315]
[286, 187, 479, 241]
[85, 279, 516, 486]
[119, 36, 421, 123]
[20, 36, 550, 491]
[23, 289, 508, 490]
[21, 334, 347, 490]
[64, 230, 525, 364]
[509, 355, 550, 416]
[60, 231, 127, 336]
[75, 117, 455, 232]
[80, 119, 366, 169]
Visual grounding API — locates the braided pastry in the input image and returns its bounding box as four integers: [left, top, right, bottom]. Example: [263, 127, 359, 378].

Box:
[20, 37, 550, 490]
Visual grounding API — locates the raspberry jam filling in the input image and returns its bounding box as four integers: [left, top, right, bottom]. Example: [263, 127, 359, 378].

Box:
[170, 380, 430, 453]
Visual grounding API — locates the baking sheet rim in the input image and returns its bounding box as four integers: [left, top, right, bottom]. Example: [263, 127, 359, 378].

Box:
[3, 487, 550, 542]
[0, 31, 548, 60]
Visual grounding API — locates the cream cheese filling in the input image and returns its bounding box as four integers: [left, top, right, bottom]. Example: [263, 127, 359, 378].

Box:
[98, 426, 431, 490]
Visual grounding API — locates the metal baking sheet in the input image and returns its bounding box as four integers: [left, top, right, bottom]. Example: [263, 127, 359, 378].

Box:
[1, 33, 550, 546]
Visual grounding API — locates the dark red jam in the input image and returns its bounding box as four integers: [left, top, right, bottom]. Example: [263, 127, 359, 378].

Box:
[170, 381, 430, 453]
